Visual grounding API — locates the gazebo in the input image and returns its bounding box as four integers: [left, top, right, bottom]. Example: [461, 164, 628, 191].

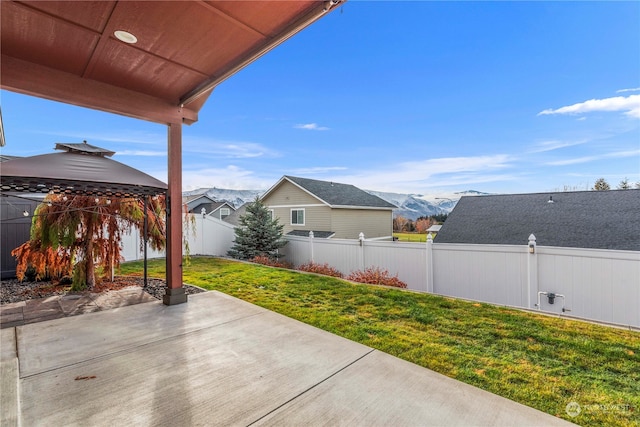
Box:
[1, 0, 344, 304]
[0, 141, 168, 295]
[0, 141, 167, 198]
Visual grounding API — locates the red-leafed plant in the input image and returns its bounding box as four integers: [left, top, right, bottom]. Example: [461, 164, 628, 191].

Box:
[251, 255, 292, 269]
[346, 267, 407, 288]
[297, 262, 343, 278]
[12, 193, 166, 291]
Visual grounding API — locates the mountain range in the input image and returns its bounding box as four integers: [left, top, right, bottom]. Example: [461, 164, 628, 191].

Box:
[183, 187, 489, 220]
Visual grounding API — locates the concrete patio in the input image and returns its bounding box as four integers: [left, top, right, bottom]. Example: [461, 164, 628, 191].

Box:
[0, 287, 157, 329]
[1, 291, 576, 426]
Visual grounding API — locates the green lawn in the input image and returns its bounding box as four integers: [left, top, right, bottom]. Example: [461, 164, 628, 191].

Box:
[394, 232, 428, 242]
[120, 256, 639, 427]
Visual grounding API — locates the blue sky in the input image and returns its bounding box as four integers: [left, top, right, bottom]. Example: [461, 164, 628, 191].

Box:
[2, 1, 639, 197]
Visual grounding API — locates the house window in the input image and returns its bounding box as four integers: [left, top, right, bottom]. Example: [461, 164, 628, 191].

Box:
[220, 208, 230, 218]
[268, 209, 274, 220]
[291, 208, 305, 225]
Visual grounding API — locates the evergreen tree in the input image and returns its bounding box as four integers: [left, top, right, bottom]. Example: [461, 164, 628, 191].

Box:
[227, 197, 287, 260]
[617, 177, 631, 190]
[592, 178, 610, 191]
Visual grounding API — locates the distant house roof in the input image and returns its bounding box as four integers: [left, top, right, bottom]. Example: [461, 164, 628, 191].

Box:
[263, 176, 397, 209]
[222, 203, 247, 226]
[427, 224, 442, 233]
[182, 194, 229, 216]
[182, 194, 215, 205]
[210, 201, 234, 211]
[435, 190, 640, 251]
[286, 230, 335, 239]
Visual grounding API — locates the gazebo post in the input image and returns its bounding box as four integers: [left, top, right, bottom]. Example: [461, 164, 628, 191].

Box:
[163, 121, 187, 305]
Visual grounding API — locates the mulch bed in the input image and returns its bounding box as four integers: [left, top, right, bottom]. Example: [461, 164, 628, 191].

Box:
[1, 276, 205, 305]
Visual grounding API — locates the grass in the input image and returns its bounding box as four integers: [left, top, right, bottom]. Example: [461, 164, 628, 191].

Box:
[120, 256, 639, 427]
[393, 232, 428, 242]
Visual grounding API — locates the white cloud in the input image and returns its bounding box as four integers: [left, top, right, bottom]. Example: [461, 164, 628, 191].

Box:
[400, 155, 512, 175]
[294, 123, 330, 131]
[184, 137, 279, 159]
[546, 149, 640, 166]
[538, 94, 640, 118]
[616, 88, 640, 93]
[114, 150, 166, 157]
[324, 154, 515, 193]
[529, 139, 588, 153]
[177, 165, 275, 191]
[33, 129, 165, 145]
[287, 166, 348, 175]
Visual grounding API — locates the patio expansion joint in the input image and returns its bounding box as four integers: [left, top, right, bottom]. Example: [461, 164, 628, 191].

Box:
[246, 347, 376, 426]
[18, 310, 267, 380]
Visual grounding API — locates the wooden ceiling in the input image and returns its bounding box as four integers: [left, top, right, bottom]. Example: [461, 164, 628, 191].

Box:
[1, 0, 343, 125]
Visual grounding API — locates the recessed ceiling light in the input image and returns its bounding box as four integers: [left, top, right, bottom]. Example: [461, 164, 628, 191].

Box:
[114, 30, 137, 44]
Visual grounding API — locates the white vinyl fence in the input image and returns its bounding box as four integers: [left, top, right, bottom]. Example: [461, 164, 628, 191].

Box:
[120, 214, 235, 261]
[281, 233, 640, 329]
[121, 221, 640, 329]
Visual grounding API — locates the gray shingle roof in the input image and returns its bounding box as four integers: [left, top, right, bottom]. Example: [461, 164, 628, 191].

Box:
[436, 190, 640, 251]
[286, 230, 335, 238]
[284, 176, 396, 209]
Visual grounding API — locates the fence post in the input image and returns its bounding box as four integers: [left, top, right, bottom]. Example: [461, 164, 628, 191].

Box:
[359, 232, 365, 270]
[426, 233, 434, 293]
[309, 230, 314, 263]
[527, 234, 537, 309]
[201, 209, 207, 255]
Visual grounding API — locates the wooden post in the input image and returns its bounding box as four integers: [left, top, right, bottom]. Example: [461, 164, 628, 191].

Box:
[164, 122, 187, 305]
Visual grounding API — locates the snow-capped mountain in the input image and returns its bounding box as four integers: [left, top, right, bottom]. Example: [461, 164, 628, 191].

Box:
[183, 187, 264, 208]
[183, 187, 488, 220]
[366, 191, 451, 220]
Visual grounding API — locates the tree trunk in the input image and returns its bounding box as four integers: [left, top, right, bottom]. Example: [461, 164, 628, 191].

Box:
[85, 215, 96, 289]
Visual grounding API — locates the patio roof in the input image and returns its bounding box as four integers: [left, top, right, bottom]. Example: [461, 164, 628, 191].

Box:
[1, 0, 343, 125]
[1, 1, 343, 303]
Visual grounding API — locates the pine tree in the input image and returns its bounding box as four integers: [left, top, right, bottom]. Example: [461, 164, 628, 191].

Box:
[227, 197, 287, 260]
[592, 178, 610, 191]
[617, 177, 631, 190]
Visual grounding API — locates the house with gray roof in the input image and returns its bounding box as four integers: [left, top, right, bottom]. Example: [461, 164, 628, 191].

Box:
[261, 176, 397, 240]
[436, 190, 640, 251]
[182, 194, 234, 217]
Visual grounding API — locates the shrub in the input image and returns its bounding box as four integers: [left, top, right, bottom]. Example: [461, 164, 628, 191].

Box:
[346, 267, 407, 288]
[250, 256, 292, 269]
[297, 262, 343, 278]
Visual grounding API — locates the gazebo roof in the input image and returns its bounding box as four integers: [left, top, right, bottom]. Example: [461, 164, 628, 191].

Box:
[0, 143, 167, 197]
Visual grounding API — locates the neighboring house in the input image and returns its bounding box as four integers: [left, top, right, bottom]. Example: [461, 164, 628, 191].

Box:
[436, 190, 640, 251]
[207, 201, 235, 220]
[260, 175, 397, 240]
[223, 203, 247, 227]
[182, 194, 218, 215]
